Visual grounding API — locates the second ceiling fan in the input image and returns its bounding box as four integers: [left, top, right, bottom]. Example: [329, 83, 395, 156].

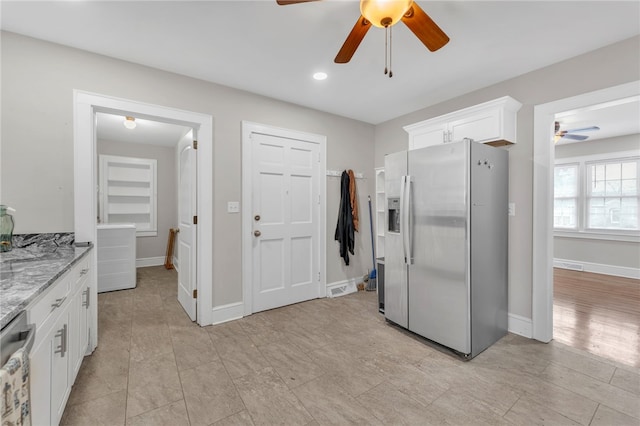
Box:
[277, 0, 450, 73]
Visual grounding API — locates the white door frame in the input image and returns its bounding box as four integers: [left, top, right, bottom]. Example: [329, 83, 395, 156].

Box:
[531, 80, 639, 342]
[241, 121, 327, 316]
[73, 91, 214, 340]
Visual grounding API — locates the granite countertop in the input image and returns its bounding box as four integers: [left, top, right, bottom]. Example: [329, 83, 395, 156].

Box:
[0, 233, 93, 329]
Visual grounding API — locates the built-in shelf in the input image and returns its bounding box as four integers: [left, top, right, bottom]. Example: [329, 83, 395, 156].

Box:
[375, 167, 385, 259]
[99, 155, 158, 237]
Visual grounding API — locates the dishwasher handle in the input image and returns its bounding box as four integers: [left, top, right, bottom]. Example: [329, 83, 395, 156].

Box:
[17, 323, 36, 354]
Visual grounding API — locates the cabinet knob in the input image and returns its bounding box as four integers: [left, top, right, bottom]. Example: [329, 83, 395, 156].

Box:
[254, 230, 261, 237]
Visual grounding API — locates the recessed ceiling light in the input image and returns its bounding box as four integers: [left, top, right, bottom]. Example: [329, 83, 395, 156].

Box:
[313, 72, 328, 81]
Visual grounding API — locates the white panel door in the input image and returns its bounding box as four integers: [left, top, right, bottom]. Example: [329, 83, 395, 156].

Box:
[178, 144, 197, 321]
[251, 133, 320, 312]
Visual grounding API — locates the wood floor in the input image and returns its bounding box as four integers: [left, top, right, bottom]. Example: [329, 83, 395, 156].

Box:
[554, 268, 640, 368]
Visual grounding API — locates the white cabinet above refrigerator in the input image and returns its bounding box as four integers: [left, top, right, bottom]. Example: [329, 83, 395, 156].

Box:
[404, 96, 522, 149]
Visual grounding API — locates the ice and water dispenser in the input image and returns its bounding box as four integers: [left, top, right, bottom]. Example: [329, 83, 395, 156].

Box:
[388, 198, 400, 233]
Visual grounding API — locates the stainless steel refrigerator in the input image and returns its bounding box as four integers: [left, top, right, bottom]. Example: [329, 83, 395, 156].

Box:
[384, 140, 508, 359]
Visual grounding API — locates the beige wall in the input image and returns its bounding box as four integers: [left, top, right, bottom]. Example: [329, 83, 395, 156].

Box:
[97, 139, 178, 261]
[554, 133, 640, 269]
[374, 36, 640, 319]
[1, 31, 375, 308]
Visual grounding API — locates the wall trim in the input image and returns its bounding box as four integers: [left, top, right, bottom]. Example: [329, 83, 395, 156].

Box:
[211, 302, 245, 325]
[136, 256, 165, 268]
[326, 278, 359, 298]
[508, 313, 533, 338]
[554, 258, 640, 280]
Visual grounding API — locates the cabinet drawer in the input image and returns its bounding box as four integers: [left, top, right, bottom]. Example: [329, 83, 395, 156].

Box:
[71, 257, 90, 287]
[28, 272, 71, 334]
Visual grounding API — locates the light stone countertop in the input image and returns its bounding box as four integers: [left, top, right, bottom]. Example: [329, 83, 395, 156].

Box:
[0, 234, 92, 329]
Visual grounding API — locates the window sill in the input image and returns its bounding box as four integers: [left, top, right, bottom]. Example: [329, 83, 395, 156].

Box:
[554, 230, 639, 243]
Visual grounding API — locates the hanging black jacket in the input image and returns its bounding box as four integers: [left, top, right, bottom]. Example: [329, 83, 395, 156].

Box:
[335, 170, 355, 265]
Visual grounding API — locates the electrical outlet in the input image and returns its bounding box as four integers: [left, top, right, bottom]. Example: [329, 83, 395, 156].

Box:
[227, 201, 240, 213]
[508, 202, 515, 217]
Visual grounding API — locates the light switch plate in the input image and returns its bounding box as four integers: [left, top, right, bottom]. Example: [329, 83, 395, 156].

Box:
[227, 201, 240, 213]
[508, 202, 515, 216]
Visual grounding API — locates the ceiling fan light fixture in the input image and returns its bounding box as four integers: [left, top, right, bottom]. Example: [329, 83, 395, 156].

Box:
[123, 116, 136, 129]
[360, 0, 413, 28]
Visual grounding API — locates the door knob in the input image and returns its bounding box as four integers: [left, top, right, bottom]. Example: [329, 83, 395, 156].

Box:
[254, 230, 261, 237]
[254, 214, 261, 221]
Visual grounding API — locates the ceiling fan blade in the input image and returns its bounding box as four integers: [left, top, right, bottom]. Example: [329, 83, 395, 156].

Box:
[401, 3, 449, 52]
[563, 134, 589, 141]
[565, 126, 600, 133]
[276, 0, 320, 4]
[335, 16, 372, 64]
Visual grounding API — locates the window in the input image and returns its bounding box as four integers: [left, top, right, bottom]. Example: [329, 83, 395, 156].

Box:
[554, 164, 579, 229]
[554, 154, 639, 237]
[586, 159, 638, 230]
[99, 155, 158, 237]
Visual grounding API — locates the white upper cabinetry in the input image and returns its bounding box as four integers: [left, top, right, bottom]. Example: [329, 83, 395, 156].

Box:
[404, 96, 523, 150]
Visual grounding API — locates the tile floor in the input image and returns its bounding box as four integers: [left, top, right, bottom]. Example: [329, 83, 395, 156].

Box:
[61, 266, 640, 425]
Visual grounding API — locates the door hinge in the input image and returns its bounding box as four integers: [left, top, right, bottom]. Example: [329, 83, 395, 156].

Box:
[193, 289, 198, 298]
[193, 215, 198, 225]
[318, 195, 321, 205]
[193, 140, 198, 150]
[317, 272, 321, 281]
[318, 153, 321, 163]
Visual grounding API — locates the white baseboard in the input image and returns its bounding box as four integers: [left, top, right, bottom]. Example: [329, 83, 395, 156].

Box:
[136, 256, 165, 268]
[508, 313, 533, 338]
[210, 302, 244, 325]
[554, 258, 640, 279]
[326, 277, 360, 298]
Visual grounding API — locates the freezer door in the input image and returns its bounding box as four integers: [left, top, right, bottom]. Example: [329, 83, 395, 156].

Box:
[408, 142, 471, 354]
[384, 151, 408, 328]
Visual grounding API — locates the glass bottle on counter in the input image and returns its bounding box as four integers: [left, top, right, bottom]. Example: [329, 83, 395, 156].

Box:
[0, 205, 14, 252]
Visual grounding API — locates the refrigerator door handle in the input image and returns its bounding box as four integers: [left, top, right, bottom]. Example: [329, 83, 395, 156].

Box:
[402, 175, 413, 265]
[400, 176, 407, 263]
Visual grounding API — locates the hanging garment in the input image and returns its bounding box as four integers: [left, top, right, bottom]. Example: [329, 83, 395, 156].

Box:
[335, 170, 355, 265]
[348, 169, 359, 232]
[1, 348, 31, 426]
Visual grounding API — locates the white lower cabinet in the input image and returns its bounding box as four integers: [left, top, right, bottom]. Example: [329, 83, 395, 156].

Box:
[28, 255, 92, 426]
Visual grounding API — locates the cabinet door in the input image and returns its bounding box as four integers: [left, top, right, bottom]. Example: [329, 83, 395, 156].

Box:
[30, 335, 52, 426]
[50, 310, 70, 426]
[449, 109, 500, 143]
[409, 122, 448, 150]
[69, 282, 90, 383]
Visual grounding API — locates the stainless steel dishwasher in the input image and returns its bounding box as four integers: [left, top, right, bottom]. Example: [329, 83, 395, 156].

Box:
[1, 311, 35, 367]
[1, 311, 35, 425]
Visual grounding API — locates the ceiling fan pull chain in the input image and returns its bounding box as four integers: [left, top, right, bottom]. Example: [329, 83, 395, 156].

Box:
[384, 26, 388, 75]
[389, 25, 393, 78]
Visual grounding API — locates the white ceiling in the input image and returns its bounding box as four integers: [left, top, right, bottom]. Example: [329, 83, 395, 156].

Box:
[2, 1, 639, 126]
[96, 112, 192, 147]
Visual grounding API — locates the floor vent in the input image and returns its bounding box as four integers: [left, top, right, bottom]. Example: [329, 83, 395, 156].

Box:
[330, 285, 348, 297]
[557, 261, 584, 271]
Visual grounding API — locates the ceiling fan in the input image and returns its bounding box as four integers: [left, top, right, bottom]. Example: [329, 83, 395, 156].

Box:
[276, 0, 449, 75]
[554, 121, 600, 143]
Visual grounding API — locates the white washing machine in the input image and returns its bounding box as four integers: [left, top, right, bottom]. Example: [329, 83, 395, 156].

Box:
[97, 223, 136, 292]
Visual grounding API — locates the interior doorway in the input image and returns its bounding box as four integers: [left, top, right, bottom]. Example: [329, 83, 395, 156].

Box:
[73, 91, 214, 339]
[532, 81, 640, 344]
[94, 112, 197, 320]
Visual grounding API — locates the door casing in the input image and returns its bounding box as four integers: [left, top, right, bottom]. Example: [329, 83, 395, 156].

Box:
[73, 91, 214, 336]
